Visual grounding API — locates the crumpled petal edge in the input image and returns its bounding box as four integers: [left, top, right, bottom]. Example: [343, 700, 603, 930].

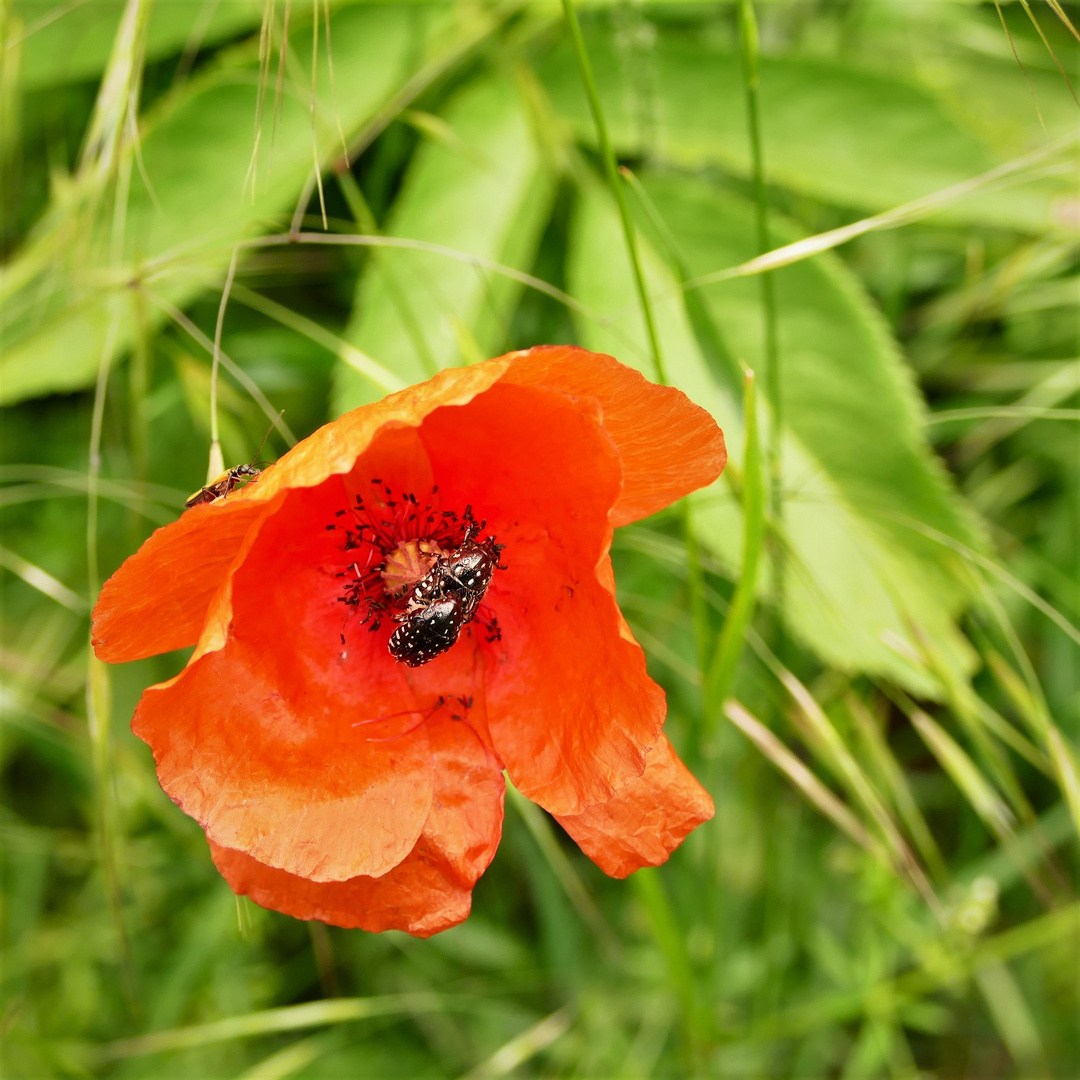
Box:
[554, 734, 715, 878]
[209, 838, 473, 938]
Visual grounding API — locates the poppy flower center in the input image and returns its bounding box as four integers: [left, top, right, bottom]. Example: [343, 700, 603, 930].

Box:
[379, 539, 447, 599]
[328, 479, 504, 666]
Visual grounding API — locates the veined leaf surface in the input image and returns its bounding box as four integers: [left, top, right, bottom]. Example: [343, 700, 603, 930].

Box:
[541, 28, 1076, 232]
[337, 72, 553, 410]
[569, 174, 981, 692]
[1, 3, 484, 405]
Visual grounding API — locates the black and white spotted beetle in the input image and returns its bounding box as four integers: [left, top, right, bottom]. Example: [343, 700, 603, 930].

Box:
[387, 597, 465, 667]
[387, 521, 505, 667]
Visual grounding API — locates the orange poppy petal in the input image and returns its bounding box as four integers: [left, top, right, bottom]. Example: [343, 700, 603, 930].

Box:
[132, 634, 436, 882]
[415, 380, 664, 816]
[210, 839, 472, 937]
[93, 348, 719, 665]
[414, 711, 506, 885]
[555, 734, 715, 878]
[131, 425, 510, 882]
[485, 542, 665, 816]
[503, 345, 727, 526]
[91, 361, 509, 665]
[209, 713, 504, 936]
[229, 360, 509, 507]
[92, 500, 267, 662]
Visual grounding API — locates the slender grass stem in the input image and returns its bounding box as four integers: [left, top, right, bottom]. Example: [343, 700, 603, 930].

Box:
[196, 231, 644, 361]
[229, 283, 404, 393]
[208, 248, 240, 481]
[335, 169, 439, 377]
[560, 0, 666, 385]
[506, 782, 620, 961]
[615, 167, 716, 716]
[1017, 0, 1080, 106]
[86, 305, 140, 1017]
[91, 994, 452, 1063]
[736, 0, 783, 605]
[682, 503, 711, 692]
[287, 1, 518, 239]
[632, 868, 709, 1063]
[141, 287, 296, 446]
[126, 287, 151, 537]
[704, 369, 764, 735]
[619, 164, 740, 390]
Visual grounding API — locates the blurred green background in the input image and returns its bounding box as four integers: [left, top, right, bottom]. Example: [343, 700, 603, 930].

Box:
[1, 1, 1078, 1077]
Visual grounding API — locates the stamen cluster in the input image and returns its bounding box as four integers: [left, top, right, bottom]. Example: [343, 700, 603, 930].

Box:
[328, 480, 504, 666]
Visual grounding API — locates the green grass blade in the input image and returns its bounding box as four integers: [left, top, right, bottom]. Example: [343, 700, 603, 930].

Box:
[335, 169, 439, 378]
[506, 782, 619, 959]
[238, 1032, 337, 1080]
[559, 0, 665, 384]
[89, 994, 449, 1063]
[1045, 729, 1080, 847]
[704, 369, 763, 732]
[631, 869, 708, 1061]
[725, 700, 874, 852]
[909, 708, 1015, 838]
[458, 1006, 573, 1080]
[845, 694, 947, 881]
[736, 0, 782, 588]
[229, 283, 404, 394]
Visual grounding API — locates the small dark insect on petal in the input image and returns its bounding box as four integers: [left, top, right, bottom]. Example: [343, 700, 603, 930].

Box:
[388, 597, 464, 667]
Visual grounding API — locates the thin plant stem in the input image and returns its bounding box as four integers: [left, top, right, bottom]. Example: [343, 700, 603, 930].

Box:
[650, 134, 1075, 301]
[461, 1007, 574, 1080]
[736, 0, 783, 603]
[86, 304, 140, 1017]
[228, 283, 404, 394]
[193, 231, 641, 361]
[682, 504, 710, 693]
[1017, 0, 1080, 106]
[632, 868, 709, 1064]
[209, 248, 240, 480]
[335, 169, 439, 377]
[323, 0, 349, 165]
[994, 2, 1046, 132]
[926, 406, 1080, 425]
[557, 31, 713, 774]
[619, 164, 740, 389]
[91, 994, 451, 1063]
[1045, 0, 1080, 43]
[704, 368, 764, 734]
[878, 511, 1080, 650]
[287, 2, 518, 239]
[616, 167, 717, 711]
[308, 0, 327, 229]
[141, 288, 296, 447]
[559, 0, 666, 385]
[506, 783, 620, 961]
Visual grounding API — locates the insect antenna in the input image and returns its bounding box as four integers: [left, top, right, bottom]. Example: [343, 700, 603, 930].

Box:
[249, 409, 284, 468]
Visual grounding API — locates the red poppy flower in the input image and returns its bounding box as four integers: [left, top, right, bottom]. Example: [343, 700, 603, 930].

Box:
[93, 346, 725, 936]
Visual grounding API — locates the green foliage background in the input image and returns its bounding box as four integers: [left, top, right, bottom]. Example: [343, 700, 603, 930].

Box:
[1, 1, 1078, 1076]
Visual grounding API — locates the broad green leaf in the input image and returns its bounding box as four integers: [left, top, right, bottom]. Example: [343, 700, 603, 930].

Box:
[335, 71, 553, 411]
[914, 53, 1080, 160]
[0, 3, 490, 405]
[570, 173, 980, 693]
[14, 0, 304, 90]
[540, 27, 1075, 232]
